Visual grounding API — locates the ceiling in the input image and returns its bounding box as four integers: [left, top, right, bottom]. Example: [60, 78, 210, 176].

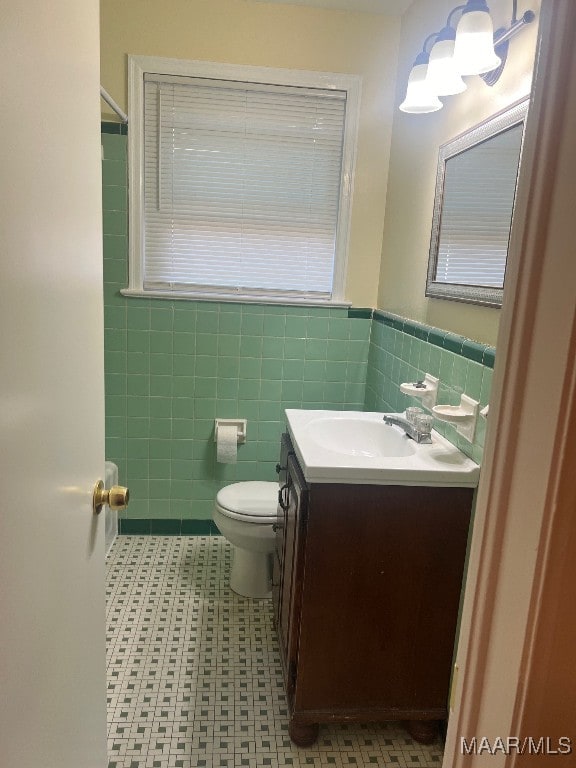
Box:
[253, 0, 414, 15]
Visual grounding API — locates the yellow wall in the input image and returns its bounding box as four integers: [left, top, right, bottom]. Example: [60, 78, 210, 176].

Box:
[100, 0, 402, 308]
[378, 0, 540, 346]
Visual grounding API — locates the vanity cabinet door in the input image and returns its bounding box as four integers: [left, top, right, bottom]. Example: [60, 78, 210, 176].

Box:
[274, 434, 292, 560]
[272, 434, 292, 631]
[294, 483, 473, 715]
[275, 451, 308, 700]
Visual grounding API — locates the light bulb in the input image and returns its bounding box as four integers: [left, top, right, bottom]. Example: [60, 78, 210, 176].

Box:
[400, 62, 443, 114]
[427, 38, 467, 96]
[454, 7, 501, 76]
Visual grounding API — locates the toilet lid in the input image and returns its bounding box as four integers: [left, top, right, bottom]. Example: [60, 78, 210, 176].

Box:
[216, 481, 278, 519]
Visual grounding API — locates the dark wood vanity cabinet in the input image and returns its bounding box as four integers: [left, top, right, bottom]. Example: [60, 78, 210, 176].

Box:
[273, 433, 474, 747]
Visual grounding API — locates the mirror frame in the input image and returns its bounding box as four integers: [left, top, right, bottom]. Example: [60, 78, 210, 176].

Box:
[425, 98, 529, 308]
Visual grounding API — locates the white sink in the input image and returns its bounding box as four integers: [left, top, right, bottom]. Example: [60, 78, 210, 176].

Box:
[285, 409, 480, 487]
[304, 416, 416, 458]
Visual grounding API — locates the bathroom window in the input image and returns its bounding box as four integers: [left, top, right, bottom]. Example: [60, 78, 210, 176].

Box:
[126, 56, 360, 305]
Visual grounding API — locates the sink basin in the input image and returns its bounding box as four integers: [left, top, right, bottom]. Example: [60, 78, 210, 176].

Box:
[304, 416, 416, 458]
[285, 409, 480, 487]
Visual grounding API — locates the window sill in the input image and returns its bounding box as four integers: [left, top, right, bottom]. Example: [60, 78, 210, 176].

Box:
[120, 288, 352, 309]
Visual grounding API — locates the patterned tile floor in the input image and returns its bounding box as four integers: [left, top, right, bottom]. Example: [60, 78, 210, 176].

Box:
[106, 535, 444, 768]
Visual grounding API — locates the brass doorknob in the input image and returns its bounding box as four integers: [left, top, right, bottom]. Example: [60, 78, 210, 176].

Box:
[93, 480, 130, 514]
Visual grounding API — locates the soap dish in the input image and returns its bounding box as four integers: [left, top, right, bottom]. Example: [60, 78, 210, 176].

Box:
[432, 394, 479, 442]
[432, 405, 473, 423]
[399, 373, 439, 410]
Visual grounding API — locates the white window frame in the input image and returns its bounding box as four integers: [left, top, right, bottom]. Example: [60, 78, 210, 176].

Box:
[124, 55, 361, 306]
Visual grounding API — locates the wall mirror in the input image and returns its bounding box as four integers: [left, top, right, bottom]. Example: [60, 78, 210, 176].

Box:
[426, 99, 529, 308]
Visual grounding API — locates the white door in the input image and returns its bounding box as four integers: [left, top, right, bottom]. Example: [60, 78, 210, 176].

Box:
[0, 1, 108, 767]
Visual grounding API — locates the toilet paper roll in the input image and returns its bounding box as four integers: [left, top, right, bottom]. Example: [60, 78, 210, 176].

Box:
[216, 425, 238, 464]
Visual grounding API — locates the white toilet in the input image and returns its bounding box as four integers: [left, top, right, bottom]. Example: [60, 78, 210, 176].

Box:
[213, 481, 278, 598]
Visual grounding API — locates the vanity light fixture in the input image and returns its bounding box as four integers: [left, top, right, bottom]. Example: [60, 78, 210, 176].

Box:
[399, 0, 535, 114]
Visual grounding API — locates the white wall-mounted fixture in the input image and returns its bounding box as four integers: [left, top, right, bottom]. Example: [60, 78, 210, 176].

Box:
[214, 418, 247, 444]
[480, 404, 490, 418]
[399, 0, 536, 114]
[400, 373, 439, 410]
[433, 394, 479, 442]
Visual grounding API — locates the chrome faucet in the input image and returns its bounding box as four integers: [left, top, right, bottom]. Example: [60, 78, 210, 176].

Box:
[383, 414, 433, 444]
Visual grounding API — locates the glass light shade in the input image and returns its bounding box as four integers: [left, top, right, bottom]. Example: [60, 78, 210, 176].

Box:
[427, 39, 467, 96]
[399, 63, 443, 114]
[453, 10, 501, 75]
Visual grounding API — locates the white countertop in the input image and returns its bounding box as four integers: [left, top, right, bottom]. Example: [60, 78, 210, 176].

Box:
[285, 409, 480, 487]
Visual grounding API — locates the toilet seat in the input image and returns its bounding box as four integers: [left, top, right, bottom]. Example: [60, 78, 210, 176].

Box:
[216, 481, 278, 524]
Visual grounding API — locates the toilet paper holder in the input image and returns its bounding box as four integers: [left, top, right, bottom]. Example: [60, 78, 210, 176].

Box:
[214, 418, 247, 444]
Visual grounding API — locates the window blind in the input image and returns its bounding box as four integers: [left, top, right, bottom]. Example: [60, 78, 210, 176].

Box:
[143, 74, 347, 300]
[435, 123, 523, 288]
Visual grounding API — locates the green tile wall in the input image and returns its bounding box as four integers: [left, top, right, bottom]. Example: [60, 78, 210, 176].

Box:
[102, 126, 494, 530]
[102, 129, 370, 526]
[365, 311, 494, 464]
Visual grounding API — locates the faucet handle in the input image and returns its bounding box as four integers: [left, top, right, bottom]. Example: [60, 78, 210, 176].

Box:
[414, 413, 433, 435]
[406, 406, 423, 425]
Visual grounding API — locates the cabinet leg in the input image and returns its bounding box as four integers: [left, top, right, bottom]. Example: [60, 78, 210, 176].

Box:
[406, 719, 439, 744]
[288, 719, 319, 747]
